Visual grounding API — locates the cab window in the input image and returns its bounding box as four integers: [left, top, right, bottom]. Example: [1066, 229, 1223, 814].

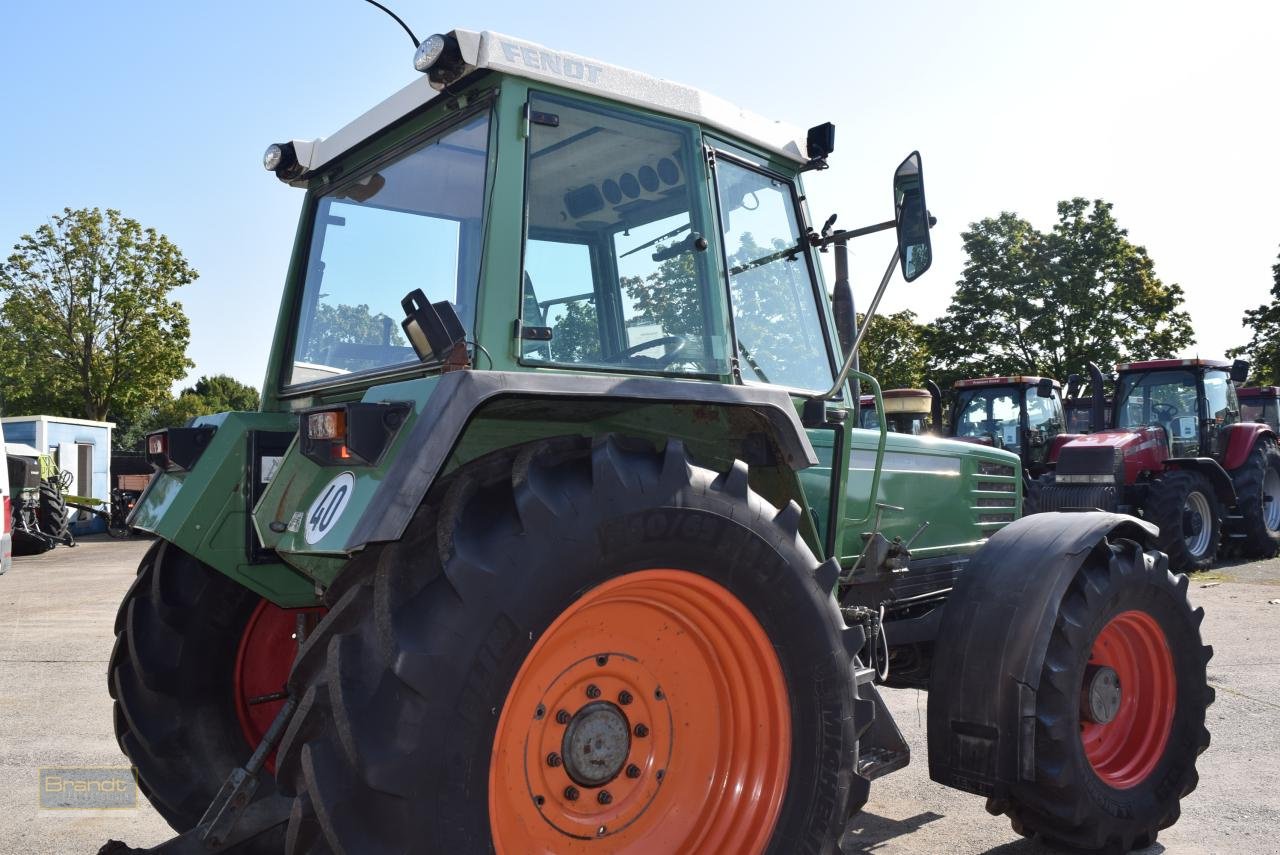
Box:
[520, 93, 727, 375]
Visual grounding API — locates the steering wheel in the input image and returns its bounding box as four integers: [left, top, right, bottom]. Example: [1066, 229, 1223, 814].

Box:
[618, 335, 689, 367]
[1151, 402, 1179, 422]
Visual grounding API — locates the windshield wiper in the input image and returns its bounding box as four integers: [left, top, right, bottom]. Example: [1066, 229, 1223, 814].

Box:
[729, 238, 805, 276]
[619, 222, 691, 258]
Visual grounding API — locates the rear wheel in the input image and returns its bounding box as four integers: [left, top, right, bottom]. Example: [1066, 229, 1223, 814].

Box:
[109, 541, 301, 852]
[1143, 470, 1221, 571]
[991, 539, 1212, 852]
[1231, 439, 1280, 558]
[276, 436, 866, 854]
[38, 479, 72, 546]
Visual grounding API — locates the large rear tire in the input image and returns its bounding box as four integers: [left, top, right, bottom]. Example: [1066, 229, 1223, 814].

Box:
[275, 436, 866, 854]
[1142, 470, 1221, 571]
[109, 541, 292, 853]
[990, 539, 1212, 852]
[38, 479, 73, 546]
[1230, 438, 1280, 558]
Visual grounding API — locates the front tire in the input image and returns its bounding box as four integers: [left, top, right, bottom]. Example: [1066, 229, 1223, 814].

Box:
[276, 436, 866, 854]
[1143, 470, 1221, 571]
[109, 541, 293, 852]
[1231, 439, 1280, 558]
[991, 538, 1212, 852]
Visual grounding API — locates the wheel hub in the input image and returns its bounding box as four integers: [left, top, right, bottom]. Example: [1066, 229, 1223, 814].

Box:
[562, 701, 632, 787]
[1082, 664, 1122, 724]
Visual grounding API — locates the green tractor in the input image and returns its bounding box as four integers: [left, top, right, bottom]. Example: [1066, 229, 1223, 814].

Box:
[103, 29, 1212, 855]
[5, 445, 73, 555]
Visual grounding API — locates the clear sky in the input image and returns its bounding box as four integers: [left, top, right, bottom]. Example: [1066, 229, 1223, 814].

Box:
[2, 1, 1277, 390]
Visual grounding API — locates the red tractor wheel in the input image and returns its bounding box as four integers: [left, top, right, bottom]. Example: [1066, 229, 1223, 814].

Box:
[274, 436, 866, 854]
[1231, 438, 1280, 557]
[991, 540, 1212, 852]
[1143, 470, 1222, 571]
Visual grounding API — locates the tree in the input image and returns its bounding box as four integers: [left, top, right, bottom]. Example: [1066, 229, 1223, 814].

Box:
[0, 208, 194, 421]
[115, 374, 261, 451]
[927, 199, 1194, 388]
[857, 310, 929, 390]
[1227, 246, 1280, 385]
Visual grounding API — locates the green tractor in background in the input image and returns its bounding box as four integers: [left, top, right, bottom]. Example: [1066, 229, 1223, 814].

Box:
[5, 446, 73, 554]
[102, 29, 1212, 855]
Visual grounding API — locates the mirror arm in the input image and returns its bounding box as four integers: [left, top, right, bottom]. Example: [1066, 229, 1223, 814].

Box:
[813, 247, 898, 401]
[809, 213, 935, 250]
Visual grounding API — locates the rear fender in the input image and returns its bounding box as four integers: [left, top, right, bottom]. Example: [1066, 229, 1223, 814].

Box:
[1164, 457, 1237, 505]
[1221, 422, 1277, 470]
[926, 511, 1157, 799]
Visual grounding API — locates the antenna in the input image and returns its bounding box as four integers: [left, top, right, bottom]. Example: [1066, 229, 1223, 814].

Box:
[361, 0, 420, 47]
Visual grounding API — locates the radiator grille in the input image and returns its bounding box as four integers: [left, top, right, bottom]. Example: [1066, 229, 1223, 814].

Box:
[1038, 483, 1118, 513]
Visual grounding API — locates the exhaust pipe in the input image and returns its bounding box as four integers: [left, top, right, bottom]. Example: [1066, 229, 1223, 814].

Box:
[924, 380, 943, 434]
[1087, 361, 1107, 432]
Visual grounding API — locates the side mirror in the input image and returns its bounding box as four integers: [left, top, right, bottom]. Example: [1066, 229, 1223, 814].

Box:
[1036, 378, 1055, 399]
[401, 289, 466, 363]
[1230, 359, 1250, 384]
[1066, 373, 1082, 399]
[893, 151, 932, 282]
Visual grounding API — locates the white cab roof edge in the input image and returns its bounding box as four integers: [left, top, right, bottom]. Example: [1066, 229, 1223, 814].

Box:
[292, 28, 808, 178]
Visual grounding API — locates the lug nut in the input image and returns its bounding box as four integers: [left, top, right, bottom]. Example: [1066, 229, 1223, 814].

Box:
[535, 704, 546, 720]
[596, 655, 609, 666]
[564, 786, 579, 801]
[655, 687, 665, 700]
[534, 795, 545, 807]
[546, 752, 561, 768]
[618, 690, 633, 706]
[556, 709, 571, 724]
[586, 684, 601, 699]
[597, 790, 613, 805]
[625, 764, 641, 779]
[634, 723, 649, 738]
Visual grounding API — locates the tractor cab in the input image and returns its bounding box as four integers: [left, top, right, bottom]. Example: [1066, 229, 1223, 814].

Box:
[1112, 359, 1242, 458]
[858, 388, 939, 435]
[1238, 385, 1280, 432]
[948, 376, 1066, 475]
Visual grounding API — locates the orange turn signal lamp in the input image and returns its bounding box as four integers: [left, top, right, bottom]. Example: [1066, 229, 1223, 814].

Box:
[299, 401, 411, 466]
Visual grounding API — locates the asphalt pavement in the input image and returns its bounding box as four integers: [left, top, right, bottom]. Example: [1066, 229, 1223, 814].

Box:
[0, 537, 1276, 854]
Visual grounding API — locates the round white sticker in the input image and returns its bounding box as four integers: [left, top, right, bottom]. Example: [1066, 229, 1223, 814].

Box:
[304, 472, 356, 545]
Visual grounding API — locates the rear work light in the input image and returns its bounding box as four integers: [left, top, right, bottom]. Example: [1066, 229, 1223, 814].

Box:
[145, 427, 217, 472]
[300, 402, 410, 467]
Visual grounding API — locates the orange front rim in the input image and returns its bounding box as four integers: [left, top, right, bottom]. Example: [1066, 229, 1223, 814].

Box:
[490, 569, 791, 854]
[1080, 610, 1177, 789]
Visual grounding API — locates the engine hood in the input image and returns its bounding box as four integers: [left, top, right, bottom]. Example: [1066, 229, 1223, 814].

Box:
[1054, 427, 1168, 484]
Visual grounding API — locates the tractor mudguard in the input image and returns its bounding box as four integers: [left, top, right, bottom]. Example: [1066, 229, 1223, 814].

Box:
[926, 510, 1157, 799]
[1220, 421, 1278, 470]
[343, 370, 818, 551]
[1164, 456, 1237, 505]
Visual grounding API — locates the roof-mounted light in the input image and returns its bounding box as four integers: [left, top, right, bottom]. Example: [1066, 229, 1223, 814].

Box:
[263, 144, 285, 171]
[262, 141, 304, 182]
[413, 34, 448, 72]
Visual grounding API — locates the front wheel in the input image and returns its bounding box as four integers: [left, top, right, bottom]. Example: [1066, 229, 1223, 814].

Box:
[276, 436, 866, 854]
[991, 539, 1213, 852]
[1143, 470, 1221, 571]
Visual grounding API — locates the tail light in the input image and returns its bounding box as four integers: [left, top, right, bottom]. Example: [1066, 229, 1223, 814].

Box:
[145, 427, 217, 471]
[300, 402, 410, 466]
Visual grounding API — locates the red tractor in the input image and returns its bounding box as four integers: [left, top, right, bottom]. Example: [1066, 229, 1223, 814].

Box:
[1032, 358, 1280, 570]
[946, 375, 1071, 479]
[1238, 385, 1280, 432]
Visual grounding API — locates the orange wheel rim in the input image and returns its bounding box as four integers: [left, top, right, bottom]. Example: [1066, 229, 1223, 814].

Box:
[490, 569, 791, 854]
[1080, 610, 1176, 789]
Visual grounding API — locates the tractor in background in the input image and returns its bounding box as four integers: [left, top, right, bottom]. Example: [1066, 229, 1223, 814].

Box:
[946, 375, 1073, 479]
[1238, 385, 1280, 432]
[99, 27, 1212, 855]
[1030, 358, 1280, 570]
[5, 445, 73, 555]
[857, 384, 942, 435]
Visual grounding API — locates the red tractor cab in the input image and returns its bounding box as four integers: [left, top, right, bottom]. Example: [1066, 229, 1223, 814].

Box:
[858, 385, 943, 435]
[947, 375, 1069, 478]
[1032, 358, 1280, 570]
[1238, 385, 1280, 432]
[1062, 363, 1111, 434]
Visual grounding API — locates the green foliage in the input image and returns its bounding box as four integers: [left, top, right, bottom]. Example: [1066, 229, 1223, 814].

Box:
[857, 310, 929, 390]
[548, 300, 602, 364]
[927, 199, 1194, 387]
[115, 374, 260, 451]
[1227, 247, 1280, 385]
[0, 208, 194, 421]
[302, 301, 405, 367]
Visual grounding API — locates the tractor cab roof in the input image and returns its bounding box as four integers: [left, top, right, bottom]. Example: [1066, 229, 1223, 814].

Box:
[274, 29, 808, 184]
[1237, 386, 1280, 398]
[953, 376, 1059, 389]
[1116, 358, 1231, 373]
[861, 389, 933, 414]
